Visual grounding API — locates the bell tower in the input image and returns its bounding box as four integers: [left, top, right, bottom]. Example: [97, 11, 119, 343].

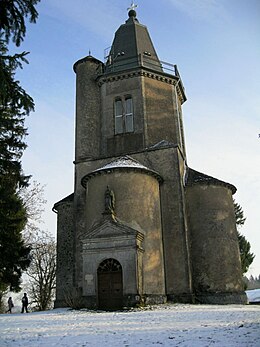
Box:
[54, 3, 246, 309]
[70, 5, 193, 307]
[74, 6, 187, 160]
[102, 7, 186, 158]
[71, 6, 192, 305]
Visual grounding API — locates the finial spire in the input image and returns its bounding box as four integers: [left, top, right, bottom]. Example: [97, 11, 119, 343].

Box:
[127, 1, 138, 18]
[128, 1, 137, 12]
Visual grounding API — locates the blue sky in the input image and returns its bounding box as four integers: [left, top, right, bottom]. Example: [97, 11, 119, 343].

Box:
[15, 0, 260, 277]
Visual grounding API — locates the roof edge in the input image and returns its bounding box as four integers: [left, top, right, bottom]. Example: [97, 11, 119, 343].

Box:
[53, 193, 74, 212]
[186, 168, 237, 194]
[73, 55, 103, 73]
[81, 156, 163, 188]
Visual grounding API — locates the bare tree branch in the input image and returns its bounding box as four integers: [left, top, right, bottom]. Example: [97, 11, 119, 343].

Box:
[26, 231, 56, 311]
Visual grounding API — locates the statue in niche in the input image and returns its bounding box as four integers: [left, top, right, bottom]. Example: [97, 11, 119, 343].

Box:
[104, 186, 115, 214]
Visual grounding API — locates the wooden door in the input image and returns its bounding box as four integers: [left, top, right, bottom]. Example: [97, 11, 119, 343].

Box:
[97, 259, 123, 310]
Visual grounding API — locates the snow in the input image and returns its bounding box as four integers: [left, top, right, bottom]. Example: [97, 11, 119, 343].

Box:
[81, 155, 162, 187]
[91, 155, 162, 178]
[246, 289, 260, 303]
[92, 156, 153, 173]
[1, 304, 260, 347]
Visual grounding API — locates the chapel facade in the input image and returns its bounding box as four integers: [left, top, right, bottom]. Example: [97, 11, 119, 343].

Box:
[53, 7, 246, 310]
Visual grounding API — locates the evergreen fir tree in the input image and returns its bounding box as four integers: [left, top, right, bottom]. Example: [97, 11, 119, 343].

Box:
[234, 200, 246, 227]
[0, 0, 40, 46]
[0, 0, 40, 292]
[237, 233, 255, 274]
[233, 200, 255, 274]
[0, 38, 33, 291]
[0, 179, 31, 291]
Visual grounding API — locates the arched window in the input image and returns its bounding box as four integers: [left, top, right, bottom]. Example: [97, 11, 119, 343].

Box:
[98, 258, 122, 273]
[115, 96, 134, 134]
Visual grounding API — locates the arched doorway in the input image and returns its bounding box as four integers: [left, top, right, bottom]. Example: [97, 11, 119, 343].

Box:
[97, 258, 123, 310]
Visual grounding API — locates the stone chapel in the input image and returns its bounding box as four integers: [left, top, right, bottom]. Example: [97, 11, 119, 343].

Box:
[53, 6, 246, 310]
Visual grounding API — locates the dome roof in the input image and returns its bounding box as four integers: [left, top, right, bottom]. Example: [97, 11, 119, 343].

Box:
[81, 156, 162, 187]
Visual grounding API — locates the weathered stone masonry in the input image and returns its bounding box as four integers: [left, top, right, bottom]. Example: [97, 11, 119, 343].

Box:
[53, 8, 246, 310]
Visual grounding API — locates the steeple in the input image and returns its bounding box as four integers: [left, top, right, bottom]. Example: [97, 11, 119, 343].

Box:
[105, 4, 162, 73]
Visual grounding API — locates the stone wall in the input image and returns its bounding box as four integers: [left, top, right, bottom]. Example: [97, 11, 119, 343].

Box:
[54, 201, 74, 307]
[74, 57, 102, 161]
[185, 184, 247, 304]
[143, 76, 182, 149]
[100, 73, 144, 156]
[73, 145, 193, 302]
[134, 147, 193, 301]
[98, 68, 186, 159]
[83, 169, 166, 298]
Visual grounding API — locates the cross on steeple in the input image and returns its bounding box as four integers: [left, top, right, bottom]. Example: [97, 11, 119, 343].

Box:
[128, 1, 138, 11]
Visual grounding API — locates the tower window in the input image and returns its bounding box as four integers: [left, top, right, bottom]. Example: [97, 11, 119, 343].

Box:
[125, 97, 134, 132]
[115, 96, 134, 134]
[115, 99, 123, 134]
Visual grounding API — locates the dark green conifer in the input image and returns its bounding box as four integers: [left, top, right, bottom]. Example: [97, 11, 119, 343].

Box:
[233, 200, 255, 274]
[0, 0, 40, 293]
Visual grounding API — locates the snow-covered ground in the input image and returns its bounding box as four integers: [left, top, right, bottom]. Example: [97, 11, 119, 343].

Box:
[0, 304, 259, 347]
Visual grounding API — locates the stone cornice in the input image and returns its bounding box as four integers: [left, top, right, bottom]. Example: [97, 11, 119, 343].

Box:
[74, 143, 184, 165]
[97, 68, 186, 104]
[81, 165, 163, 188]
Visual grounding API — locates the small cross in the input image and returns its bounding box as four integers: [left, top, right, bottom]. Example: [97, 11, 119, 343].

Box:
[128, 1, 138, 11]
